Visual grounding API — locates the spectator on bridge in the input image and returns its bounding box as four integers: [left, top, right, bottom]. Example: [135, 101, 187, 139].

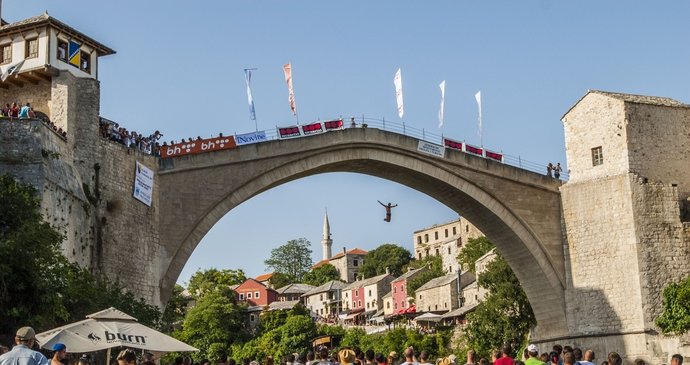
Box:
[2, 103, 9, 117]
[547, 163, 553, 177]
[10, 102, 19, 119]
[554, 163, 562, 179]
[350, 117, 356, 128]
[18, 102, 30, 119]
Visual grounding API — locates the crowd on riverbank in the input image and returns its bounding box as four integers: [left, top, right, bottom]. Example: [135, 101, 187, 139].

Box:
[0, 326, 684, 365]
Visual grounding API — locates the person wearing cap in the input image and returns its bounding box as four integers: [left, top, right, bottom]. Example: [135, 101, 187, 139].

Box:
[0, 326, 50, 365]
[50, 344, 66, 365]
[524, 345, 544, 365]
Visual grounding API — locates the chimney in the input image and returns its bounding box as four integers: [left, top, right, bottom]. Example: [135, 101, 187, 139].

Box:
[385, 267, 390, 275]
[343, 247, 346, 254]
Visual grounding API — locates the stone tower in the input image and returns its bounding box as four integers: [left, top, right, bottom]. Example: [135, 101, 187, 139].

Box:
[559, 90, 690, 362]
[322, 211, 332, 261]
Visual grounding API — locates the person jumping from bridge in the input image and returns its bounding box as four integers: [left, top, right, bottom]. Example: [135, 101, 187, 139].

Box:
[378, 200, 398, 222]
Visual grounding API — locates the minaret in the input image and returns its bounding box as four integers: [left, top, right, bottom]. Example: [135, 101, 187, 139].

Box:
[321, 211, 332, 260]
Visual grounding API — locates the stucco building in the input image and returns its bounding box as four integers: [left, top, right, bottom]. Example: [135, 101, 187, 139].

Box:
[413, 217, 482, 273]
[302, 280, 347, 319]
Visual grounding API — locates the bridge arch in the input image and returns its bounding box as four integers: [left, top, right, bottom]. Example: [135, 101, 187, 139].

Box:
[157, 128, 566, 337]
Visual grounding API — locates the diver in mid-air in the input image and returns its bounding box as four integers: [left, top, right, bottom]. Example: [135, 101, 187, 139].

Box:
[378, 200, 398, 222]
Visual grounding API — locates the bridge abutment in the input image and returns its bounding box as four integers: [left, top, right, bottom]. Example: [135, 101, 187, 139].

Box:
[558, 91, 690, 362]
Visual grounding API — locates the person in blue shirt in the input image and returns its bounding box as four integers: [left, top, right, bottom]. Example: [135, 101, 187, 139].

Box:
[18, 103, 31, 119]
[0, 326, 50, 365]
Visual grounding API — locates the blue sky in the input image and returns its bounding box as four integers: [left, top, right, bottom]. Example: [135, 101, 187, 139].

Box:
[7, 1, 690, 284]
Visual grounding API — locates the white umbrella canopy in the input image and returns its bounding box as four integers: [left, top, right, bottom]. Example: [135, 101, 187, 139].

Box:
[36, 307, 198, 353]
[414, 312, 443, 322]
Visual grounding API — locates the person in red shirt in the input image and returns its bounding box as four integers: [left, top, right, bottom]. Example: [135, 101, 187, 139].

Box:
[494, 344, 515, 365]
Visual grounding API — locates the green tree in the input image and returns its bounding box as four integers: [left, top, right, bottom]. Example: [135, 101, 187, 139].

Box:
[359, 244, 412, 279]
[0, 174, 163, 340]
[462, 252, 535, 358]
[161, 284, 191, 332]
[268, 272, 296, 289]
[264, 238, 313, 282]
[0, 174, 68, 336]
[177, 288, 248, 361]
[406, 255, 445, 297]
[259, 304, 310, 332]
[656, 275, 690, 335]
[187, 268, 246, 298]
[303, 264, 341, 287]
[457, 236, 493, 273]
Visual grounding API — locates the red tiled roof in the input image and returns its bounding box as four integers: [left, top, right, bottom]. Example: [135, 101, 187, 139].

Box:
[255, 272, 274, 282]
[311, 248, 368, 269]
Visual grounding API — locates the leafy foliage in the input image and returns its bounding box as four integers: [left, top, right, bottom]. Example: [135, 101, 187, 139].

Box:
[405, 255, 445, 297]
[269, 272, 296, 289]
[0, 174, 163, 344]
[259, 304, 310, 332]
[161, 284, 191, 332]
[231, 312, 316, 362]
[359, 244, 412, 279]
[177, 288, 248, 362]
[456, 236, 493, 273]
[303, 264, 342, 287]
[187, 268, 246, 298]
[461, 252, 535, 358]
[656, 275, 690, 335]
[264, 238, 313, 282]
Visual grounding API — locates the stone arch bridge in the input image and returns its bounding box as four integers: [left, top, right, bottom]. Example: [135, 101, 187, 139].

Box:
[157, 127, 566, 338]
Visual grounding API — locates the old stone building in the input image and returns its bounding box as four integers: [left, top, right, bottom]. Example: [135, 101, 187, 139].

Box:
[413, 217, 483, 273]
[559, 90, 690, 362]
[415, 271, 475, 314]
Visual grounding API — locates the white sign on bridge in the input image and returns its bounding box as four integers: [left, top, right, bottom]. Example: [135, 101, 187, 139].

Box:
[417, 140, 445, 158]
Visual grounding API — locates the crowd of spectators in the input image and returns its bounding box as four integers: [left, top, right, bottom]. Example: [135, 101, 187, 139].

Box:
[99, 118, 163, 156]
[1, 102, 67, 139]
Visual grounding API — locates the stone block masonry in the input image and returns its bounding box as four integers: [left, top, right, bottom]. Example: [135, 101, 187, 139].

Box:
[0, 72, 163, 306]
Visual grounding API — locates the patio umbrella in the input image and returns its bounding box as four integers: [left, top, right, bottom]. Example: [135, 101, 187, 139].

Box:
[414, 312, 442, 323]
[36, 307, 198, 353]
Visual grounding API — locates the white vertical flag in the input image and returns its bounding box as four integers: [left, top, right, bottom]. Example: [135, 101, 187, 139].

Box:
[475, 90, 483, 144]
[394, 68, 404, 118]
[244, 69, 256, 121]
[283, 63, 297, 116]
[438, 80, 446, 128]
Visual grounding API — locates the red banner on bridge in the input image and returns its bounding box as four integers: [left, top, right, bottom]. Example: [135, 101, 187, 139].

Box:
[324, 119, 344, 131]
[443, 138, 463, 151]
[301, 122, 324, 135]
[161, 136, 237, 158]
[464, 143, 483, 156]
[485, 150, 503, 162]
[278, 125, 301, 139]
